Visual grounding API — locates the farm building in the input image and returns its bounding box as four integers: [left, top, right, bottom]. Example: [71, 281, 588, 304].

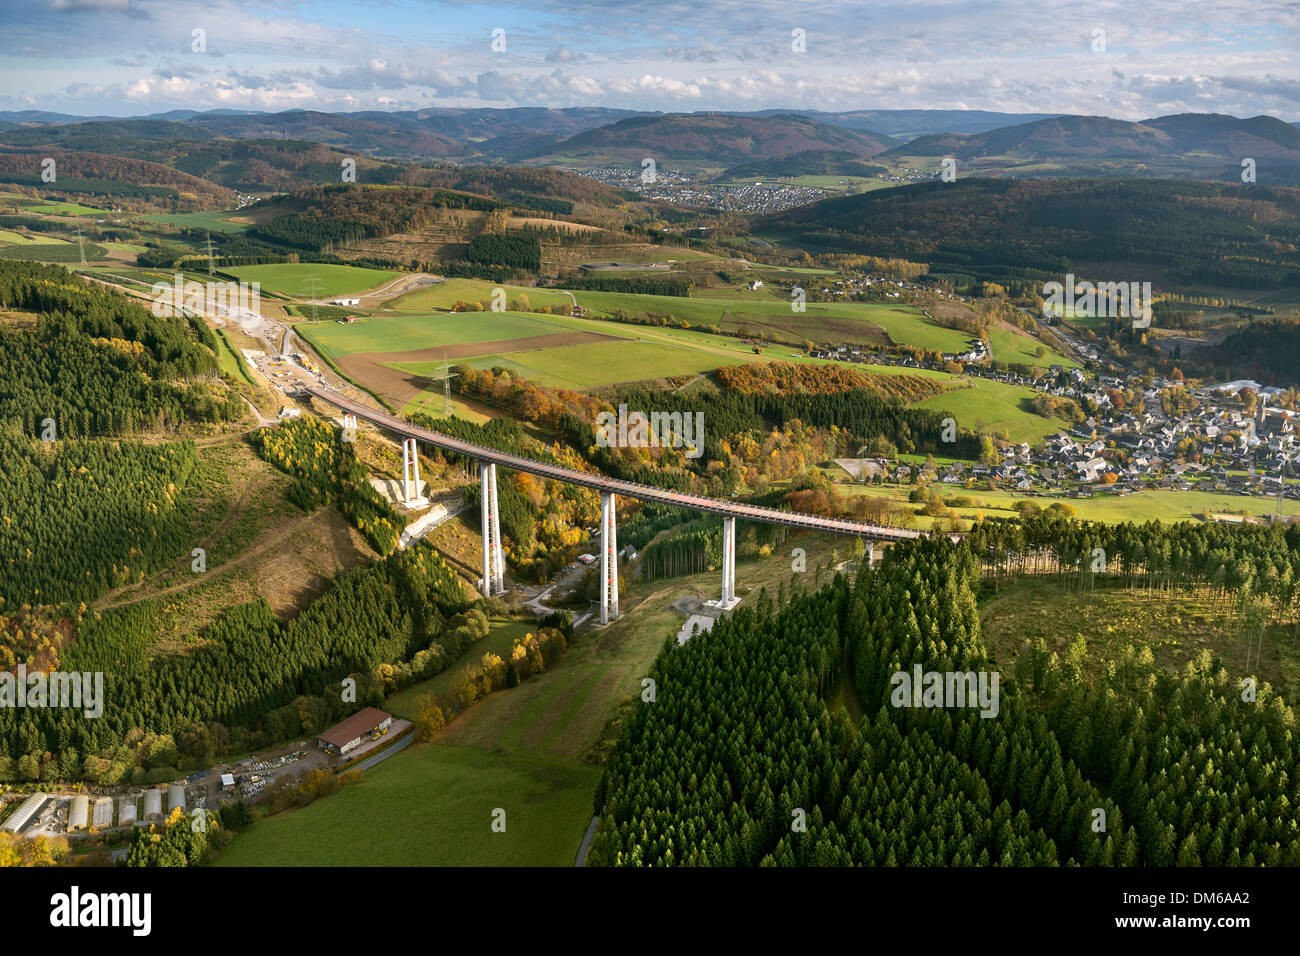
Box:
[331, 297, 361, 306]
[118, 797, 137, 827]
[143, 789, 163, 820]
[167, 784, 186, 813]
[317, 706, 393, 757]
[92, 796, 113, 828]
[1, 794, 48, 834]
[68, 795, 90, 832]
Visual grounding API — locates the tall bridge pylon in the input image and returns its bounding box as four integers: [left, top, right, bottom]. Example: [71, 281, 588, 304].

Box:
[479, 462, 504, 598]
[600, 492, 620, 625]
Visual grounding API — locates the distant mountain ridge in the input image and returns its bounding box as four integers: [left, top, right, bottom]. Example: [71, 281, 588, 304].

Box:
[529, 112, 892, 165]
[2, 108, 1298, 186]
[890, 113, 1300, 163]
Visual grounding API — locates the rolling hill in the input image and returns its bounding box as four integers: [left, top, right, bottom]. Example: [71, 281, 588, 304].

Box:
[762, 177, 1300, 291]
[184, 110, 467, 160]
[885, 113, 1300, 183]
[0, 148, 234, 205]
[530, 112, 892, 166]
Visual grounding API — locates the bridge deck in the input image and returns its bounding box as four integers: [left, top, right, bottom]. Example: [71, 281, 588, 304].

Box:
[307, 387, 922, 541]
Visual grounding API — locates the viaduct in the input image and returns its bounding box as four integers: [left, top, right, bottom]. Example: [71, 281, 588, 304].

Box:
[308, 387, 923, 625]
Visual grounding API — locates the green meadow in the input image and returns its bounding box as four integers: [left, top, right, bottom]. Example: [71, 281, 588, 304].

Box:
[226, 263, 401, 298]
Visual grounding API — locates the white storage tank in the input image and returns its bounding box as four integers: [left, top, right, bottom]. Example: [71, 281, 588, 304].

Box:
[143, 789, 163, 820]
[68, 795, 90, 832]
[117, 797, 137, 827]
[167, 784, 186, 813]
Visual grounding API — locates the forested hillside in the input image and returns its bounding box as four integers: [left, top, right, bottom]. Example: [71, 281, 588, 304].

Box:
[0, 545, 471, 784]
[248, 184, 501, 253]
[763, 178, 1300, 290]
[0, 261, 240, 437]
[0, 437, 202, 607]
[0, 148, 233, 205]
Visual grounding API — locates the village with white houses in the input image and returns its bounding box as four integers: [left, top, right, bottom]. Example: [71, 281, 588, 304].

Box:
[809, 318, 1299, 511]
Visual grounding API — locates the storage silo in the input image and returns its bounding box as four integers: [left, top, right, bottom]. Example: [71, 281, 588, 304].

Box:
[117, 796, 137, 827]
[143, 789, 163, 820]
[92, 796, 113, 828]
[68, 795, 90, 832]
[167, 784, 186, 813]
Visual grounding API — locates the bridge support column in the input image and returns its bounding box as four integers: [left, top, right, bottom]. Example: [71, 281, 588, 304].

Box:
[720, 515, 737, 609]
[480, 462, 504, 598]
[600, 491, 619, 624]
[866, 540, 874, 568]
[402, 438, 428, 506]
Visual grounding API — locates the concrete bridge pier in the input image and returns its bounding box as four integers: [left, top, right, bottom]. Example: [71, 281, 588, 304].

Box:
[600, 491, 619, 624]
[719, 515, 738, 610]
[480, 462, 504, 598]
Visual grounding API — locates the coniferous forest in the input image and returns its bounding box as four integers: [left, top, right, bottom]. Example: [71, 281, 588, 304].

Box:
[590, 526, 1300, 866]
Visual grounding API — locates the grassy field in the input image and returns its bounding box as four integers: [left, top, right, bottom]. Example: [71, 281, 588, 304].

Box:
[139, 211, 252, 233]
[0, 242, 105, 262]
[301, 310, 568, 357]
[913, 376, 1068, 444]
[388, 276, 985, 353]
[0, 229, 66, 244]
[400, 391, 493, 422]
[17, 199, 108, 216]
[987, 323, 1078, 368]
[836, 480, 1300, 527]
[398, 338, 747, 389]
[306, 287, 1070, 443]
[226, 263, 401, 298]
[573, 288, 972, 351]
[214, 744, 599, 866]
[389, 278, 573, 312]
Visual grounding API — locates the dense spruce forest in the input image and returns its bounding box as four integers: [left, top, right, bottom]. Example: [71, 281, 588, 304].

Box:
[555, 276, 691, 296]
[0, 261, 240, 437]
[765, 178, 1300, 290]
[591, 521, 1300, 866]
[0, 436, 202, 607]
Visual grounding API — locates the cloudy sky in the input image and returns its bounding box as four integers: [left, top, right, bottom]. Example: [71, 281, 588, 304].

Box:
[1, 0, 1298, 120]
